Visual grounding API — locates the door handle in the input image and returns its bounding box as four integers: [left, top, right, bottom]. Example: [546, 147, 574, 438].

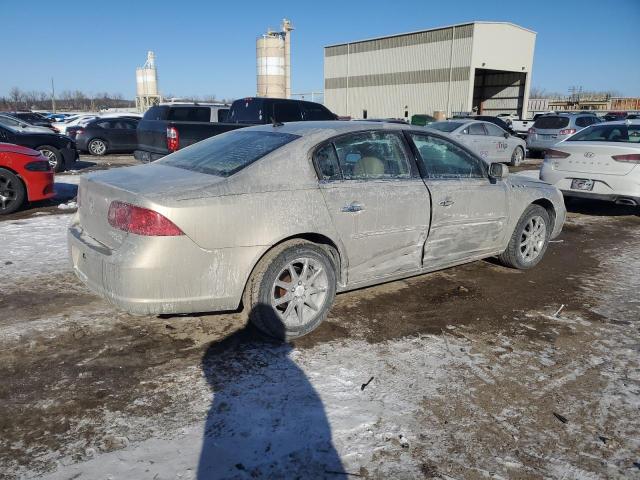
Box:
[341, 202, 364, 213]
[439, 199, 455, 207]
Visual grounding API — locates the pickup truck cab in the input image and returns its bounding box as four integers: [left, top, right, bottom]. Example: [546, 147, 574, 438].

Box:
[135, 98, 337, 162]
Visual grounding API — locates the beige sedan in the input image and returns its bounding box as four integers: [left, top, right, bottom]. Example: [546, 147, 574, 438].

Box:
[68, 121, 565, 340]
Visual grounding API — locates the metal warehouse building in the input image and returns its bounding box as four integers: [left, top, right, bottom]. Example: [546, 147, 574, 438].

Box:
[324, 22, 536, 120]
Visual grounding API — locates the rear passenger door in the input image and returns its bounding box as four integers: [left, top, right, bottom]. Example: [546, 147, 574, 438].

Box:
[484, 123, 511, 162]
[458, 122, 492, 160]
[315, 130, 431, 284]
[121, 120, 139, 150]
[407, 132, 508, 266]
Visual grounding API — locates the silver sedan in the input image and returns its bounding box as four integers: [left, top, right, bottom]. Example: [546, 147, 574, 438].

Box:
[428, 119, 527, 166]
[68, 121, 565, 340]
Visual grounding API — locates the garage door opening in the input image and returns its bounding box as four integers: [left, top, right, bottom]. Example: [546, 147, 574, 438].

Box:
[472, 68, 527, 117]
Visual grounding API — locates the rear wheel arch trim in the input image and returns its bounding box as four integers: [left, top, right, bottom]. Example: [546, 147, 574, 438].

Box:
[0, 165, 28, 195]
[240, 233, 345, 308]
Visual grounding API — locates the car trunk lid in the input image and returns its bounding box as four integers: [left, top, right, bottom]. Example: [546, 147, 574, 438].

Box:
[550, 143, 638, 176]
[78, 164, 225, 249]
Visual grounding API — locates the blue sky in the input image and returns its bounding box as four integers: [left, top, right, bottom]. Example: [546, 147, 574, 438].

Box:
[3, 0, 639, 99]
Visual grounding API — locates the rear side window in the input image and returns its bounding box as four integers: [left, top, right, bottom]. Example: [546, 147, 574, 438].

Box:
[467, 123, 487, 135]
[331, 131, 410, 180]
[273, 102, 303, 122]
[314, 144, 342, 180]
[143, 106, 168, 121]
[96, 121, 112, 128]
[567, 124, 640, 143]
[229, 99, 263, 123]
[575, 117, 594, 127]
[534, 116, 569, 129]
[159, 130, 300, 177]
[409, 133, 485, 179]
[302, 102, 335, 121]
[428, 121, 463, 133]
[217, 109, 229, 123]
[167, 107, 211, 122]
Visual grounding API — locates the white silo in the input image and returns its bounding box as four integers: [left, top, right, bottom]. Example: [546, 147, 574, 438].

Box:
[135, 51, 161, 112]
[256, 19, 293, 98]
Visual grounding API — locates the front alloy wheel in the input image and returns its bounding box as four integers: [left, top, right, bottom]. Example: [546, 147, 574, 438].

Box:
[518, 215, 547, 263]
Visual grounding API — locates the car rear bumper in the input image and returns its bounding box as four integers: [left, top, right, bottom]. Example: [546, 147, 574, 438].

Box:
[23, 170, 55, 202]
[67, 219, 263, 315]
[540, 163, 640, 204]
[134, 150, 166, 163]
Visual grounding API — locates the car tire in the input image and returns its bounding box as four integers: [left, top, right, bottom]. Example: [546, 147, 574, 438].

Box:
[497, 204, 551, 270]
[0, 168, 26, 215]
[244, 240, 337, 341]
[509, 146, 524, 167]
[37, 145, 64, 173]
[88, 139, 108, 156]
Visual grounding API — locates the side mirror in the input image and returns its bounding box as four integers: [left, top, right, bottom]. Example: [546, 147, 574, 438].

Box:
[489, 163, 508, 179]
[503, 131, 510, 138]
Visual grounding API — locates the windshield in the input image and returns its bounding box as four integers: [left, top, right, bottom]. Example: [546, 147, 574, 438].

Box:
[159, 130, 300, 177]
[428, 121, 463, 133]
[567, 124, 640, 143]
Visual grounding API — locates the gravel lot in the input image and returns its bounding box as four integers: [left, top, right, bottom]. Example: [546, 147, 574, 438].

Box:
[1, 155, 639, 479]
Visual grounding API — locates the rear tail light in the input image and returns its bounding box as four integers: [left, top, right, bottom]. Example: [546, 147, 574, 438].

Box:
[545, 149, 570, 159]
[25, 160, 52, 171]
[107, 201, 184, 236]
[559, 129, 577, 135]
[528, 127, 536, 134]
[167, 126, 179, 152]
[612, 154, 640, 164]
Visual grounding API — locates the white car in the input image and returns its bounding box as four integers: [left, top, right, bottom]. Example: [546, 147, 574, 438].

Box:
[428, 119, 527, 166]
[540, 120, 640, 206]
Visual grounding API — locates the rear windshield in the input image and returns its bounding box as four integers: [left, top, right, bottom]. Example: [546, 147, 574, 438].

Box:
[159, 130, 300, 177]
[428, 121, 463, 132]
[567, 124, 640, 143]
[533, 116, 569, 129]
[167, 107, 211, 122]
[143, 106, 169, 121]
[229, 99, 264, 124]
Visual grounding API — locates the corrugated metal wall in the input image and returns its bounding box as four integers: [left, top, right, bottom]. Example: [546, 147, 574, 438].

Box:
[324, 25, 474, 118]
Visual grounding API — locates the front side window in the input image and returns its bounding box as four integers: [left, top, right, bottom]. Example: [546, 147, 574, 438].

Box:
[567, 124, 640, 143]
[159, 130, 300, 177]
[331, 131, 410, 180]
[409, 133, 486, 179]
[485, 123, 506, 137]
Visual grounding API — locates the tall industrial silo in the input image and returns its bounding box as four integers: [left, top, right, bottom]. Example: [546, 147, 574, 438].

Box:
[135, 51, 161, 112]
[256, 19, 293, 98]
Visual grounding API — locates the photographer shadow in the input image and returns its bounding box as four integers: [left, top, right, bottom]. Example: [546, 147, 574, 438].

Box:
[197, 304, 345, 479]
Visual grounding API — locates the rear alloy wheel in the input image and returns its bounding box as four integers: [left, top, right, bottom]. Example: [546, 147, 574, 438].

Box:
[244, 240, 337, 341]
[498, 204, 551, 269]
[88, 139, 107, 156]
[37, 145, 64, 173]
[0, 168, 26, 215]
[510, 146, 524, 167]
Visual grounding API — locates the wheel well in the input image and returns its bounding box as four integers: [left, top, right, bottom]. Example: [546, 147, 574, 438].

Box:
[532, 198, 556, 231]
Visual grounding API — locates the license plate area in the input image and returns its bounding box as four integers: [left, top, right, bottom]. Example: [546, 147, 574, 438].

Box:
[571, 178, 594, 191]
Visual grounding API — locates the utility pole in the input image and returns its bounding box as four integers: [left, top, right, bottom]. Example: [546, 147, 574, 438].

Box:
[51, 77, 56, 113]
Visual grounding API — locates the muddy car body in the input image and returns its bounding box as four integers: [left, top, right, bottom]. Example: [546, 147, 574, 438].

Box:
[68, 121, 565, 339]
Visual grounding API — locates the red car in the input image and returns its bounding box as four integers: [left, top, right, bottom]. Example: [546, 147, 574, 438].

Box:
[0, 143, 55, 214]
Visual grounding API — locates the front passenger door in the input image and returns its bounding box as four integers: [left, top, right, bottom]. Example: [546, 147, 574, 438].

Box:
[316, 131, 431, 284]
[407, 132, 508, 267]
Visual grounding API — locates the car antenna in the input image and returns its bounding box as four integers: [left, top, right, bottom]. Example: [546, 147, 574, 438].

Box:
[271, 116, 284, 127]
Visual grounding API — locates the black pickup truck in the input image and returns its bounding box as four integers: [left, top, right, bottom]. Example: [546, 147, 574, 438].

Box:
[134, 98, 337, 162]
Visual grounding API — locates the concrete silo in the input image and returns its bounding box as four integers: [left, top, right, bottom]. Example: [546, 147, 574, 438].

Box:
[256, 19, 293, 98]
[135, 51, 161, 112]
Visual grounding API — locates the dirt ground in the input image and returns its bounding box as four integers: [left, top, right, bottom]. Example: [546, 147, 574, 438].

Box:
[1, 155, 639, 479]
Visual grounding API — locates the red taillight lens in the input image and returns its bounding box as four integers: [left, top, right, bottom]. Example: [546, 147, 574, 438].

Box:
[167, 126, 179, 152]
[559, 129, 577, 135]
[107, 201, 184, 236]
[612, 154, 640, 163]
[528, 127, 536, 134]
[545, 149, 570, 159]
